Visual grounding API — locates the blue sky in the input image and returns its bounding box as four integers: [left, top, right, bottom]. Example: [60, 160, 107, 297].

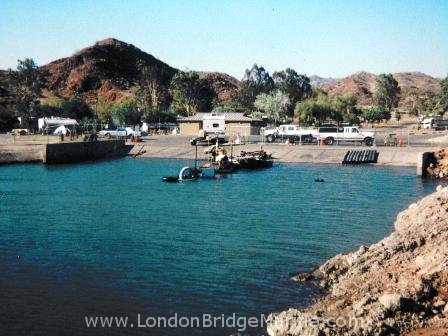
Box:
[0, 0, 447, 79]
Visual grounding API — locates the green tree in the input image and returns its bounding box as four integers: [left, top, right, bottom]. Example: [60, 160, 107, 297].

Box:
[110, 100, 142, 126]
[0, 85, 18, 130]
[61, 97, 93, 120]
[0, 106, 18, 130]
[254, 90, 290, 124]
[170, 71, 214, 115]
[273, 68, 311, 117]
[95, 98, 113, 122]
[238, 64, 274, 111]
[374, 74, 400, 112]
[137, 63, 171, 111]
[332, 95, 361, 124]
[132, 85, 155, 121]
[38, 96, 93, 120]
[409, 90, 443, 117]
[5, 58, 48, 125]
[294, 94, 336, 126]
[362, 106, 390, 123]
[212, 100, 246, 113]
[440, 75, 448, 113]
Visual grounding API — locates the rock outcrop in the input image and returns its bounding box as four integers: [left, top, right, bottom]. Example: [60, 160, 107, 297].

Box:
[427, 148, 448, 180]
[267, 187, 448, 336]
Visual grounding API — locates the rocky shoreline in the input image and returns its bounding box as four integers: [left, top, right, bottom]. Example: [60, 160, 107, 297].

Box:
[267, 187, 448, 336]
[427, 148, 448, 180]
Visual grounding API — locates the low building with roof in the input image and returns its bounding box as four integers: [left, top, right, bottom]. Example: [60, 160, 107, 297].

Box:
[177, 112, 262, 137]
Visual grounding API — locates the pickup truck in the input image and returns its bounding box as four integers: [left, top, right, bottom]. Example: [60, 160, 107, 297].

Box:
[317, 126, 375, 146]
[99, 127, 141, 139]
[264, 125, 319, 143]
[420, 116, 448, 130]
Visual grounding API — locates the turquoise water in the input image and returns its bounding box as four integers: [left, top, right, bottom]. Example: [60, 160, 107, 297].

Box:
[0, 159, 440, 335]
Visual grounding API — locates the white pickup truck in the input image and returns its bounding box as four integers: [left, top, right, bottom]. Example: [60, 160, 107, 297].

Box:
[317, 126, 375, 146]
[420, 116, 448, 130]
[264, 124, 319, 143]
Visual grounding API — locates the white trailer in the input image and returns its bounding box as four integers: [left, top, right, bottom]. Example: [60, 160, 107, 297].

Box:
[38, 117, 78, 130]
[202, 113, 225, 135]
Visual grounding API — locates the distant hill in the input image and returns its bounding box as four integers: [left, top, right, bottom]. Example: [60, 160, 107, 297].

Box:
[2, 38, 443, 110]
[40, 38, 177, 103]
[309, 75, 338, 88]
[39, 38, 239, 104]
[315, 71, 442, 107]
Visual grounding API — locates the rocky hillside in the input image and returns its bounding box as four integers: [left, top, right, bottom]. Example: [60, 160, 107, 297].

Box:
[39, 38, 239, 104]
[197, 71, 239, 101]
[309, 75, 338, 88]
[316, 71, 442, 108]
[267, 187, 448, 336]
[40, 38, 177, 102]
[3, 38, 442, 109]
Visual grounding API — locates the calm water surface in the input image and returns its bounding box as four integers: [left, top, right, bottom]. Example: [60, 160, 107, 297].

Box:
[0, 159, 440, 335]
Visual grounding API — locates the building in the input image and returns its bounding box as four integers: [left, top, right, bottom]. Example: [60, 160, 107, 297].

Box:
[178, 112, 262, 137]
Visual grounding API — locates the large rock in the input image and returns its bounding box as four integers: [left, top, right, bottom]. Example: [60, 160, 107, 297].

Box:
[267, 186, 448, 335]
[379, 294, 402, 312]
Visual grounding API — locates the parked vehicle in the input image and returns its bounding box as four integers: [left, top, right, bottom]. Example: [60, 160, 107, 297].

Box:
[38, 117, 78, 132]
[53, 125, 71, 135]
[317, 126, 375, 146]
[99, 127, 141, 139]
[264, 124, 318, 143]
[420, 116, 448, 130]
[190, 135, 227, 146]
[10, 128, 30, 136]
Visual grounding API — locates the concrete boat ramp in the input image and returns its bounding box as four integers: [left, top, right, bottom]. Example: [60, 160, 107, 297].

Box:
[0, 134, 439, 175]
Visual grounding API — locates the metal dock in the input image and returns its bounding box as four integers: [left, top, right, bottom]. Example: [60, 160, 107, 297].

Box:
[342, 150, 378, 164]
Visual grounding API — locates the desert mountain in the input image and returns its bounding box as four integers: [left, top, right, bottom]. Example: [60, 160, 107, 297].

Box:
[309, 75, 338, 88]
[314, 71, 442, 107]
[3, 38, 443, 110]
[40, 38, 239, 104]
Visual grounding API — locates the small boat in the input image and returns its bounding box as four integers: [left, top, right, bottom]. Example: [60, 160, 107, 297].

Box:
[202, 144, 239, 174]
[237, 150, 273, 170]
[162, 166, 201, 183]
[200, 160, 238, 174]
